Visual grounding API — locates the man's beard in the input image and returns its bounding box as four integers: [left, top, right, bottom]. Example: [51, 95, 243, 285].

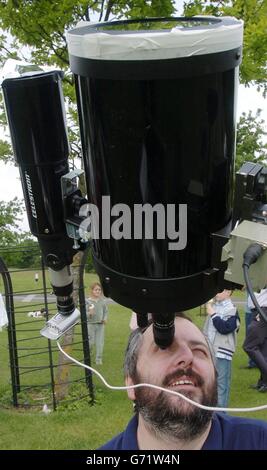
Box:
[133, 367, 217, 442]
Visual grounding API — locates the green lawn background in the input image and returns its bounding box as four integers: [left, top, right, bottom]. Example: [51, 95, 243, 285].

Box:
[0, 270, 266, 450]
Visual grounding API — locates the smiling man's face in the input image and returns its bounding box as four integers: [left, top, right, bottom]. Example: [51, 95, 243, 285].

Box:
[126, 317, 217, 440]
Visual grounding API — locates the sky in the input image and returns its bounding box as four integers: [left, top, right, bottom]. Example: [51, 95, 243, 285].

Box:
[0, 0, 266, 232]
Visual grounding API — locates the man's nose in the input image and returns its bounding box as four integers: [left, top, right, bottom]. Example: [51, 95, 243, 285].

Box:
[174, 344, 193, 369]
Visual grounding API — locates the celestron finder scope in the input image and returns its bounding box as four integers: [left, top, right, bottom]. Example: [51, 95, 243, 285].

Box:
[6, 16, 267, 349]
[2, 66, 87, 339]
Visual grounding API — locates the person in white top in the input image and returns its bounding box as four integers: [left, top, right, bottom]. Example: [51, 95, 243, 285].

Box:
[203, 290, 239, 408]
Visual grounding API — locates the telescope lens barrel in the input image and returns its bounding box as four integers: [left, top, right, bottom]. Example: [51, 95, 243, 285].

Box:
[67, 17, 243, 315]
[152, 313, 175, 349]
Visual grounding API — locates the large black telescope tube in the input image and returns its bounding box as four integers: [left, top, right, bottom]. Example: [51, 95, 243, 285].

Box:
[67, 17, 243, 334]
[2, 71, 75, 314]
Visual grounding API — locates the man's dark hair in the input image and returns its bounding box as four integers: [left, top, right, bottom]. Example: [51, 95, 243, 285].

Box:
[124, 328, 143, 379]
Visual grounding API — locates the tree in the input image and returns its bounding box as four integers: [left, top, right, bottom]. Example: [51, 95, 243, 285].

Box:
[0, 87, 13, 163]
[183, 0, 267, 94]
[0, 197, 24, 246]
[0, 198, 40, 268]
[0, 0, 176, 163]
[2, 236, 41, 269]
[0, 137, 12, 163]
[0, 1, 266, 164]
[235, 109, 267, 171]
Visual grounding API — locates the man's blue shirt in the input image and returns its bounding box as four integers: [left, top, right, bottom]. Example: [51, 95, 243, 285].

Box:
[100, 413, 267, 450]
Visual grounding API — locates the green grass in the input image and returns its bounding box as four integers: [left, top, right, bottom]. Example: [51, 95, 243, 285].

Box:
[2, 268, 100, 296]
[0, 270, 266, 449]
[0, 302, 133, 450]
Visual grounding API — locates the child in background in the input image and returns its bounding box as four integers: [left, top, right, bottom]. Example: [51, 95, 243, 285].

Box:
[86, 282, 108, 365]
[203, 290, 240, 408]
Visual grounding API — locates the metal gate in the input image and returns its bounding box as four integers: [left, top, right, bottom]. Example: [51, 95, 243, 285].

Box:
[0, 245, 94, 410]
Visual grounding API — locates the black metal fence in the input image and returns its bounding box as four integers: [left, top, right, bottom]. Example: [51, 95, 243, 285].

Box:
[0, 245, 94, 411]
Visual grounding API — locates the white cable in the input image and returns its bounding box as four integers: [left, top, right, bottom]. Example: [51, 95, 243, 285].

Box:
[57, 341, 267, 413]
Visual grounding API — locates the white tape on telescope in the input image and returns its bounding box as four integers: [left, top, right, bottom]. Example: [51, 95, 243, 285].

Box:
[67, 16, 243, 61]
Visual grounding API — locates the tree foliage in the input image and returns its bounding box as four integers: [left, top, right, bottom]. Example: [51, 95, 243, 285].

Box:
[0, 137, 12, 163]
[235, 109, 267, 170]
[0, 197, 24, 245]
[0, 0, 175, 163]
[0, 194, 41, 268]
[183, 0, 267, 94]
[0, 1, 175, 69]
[1, 237, 41, 268]
[0, 0, 266, 165]
[0, 194, 40, 267]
